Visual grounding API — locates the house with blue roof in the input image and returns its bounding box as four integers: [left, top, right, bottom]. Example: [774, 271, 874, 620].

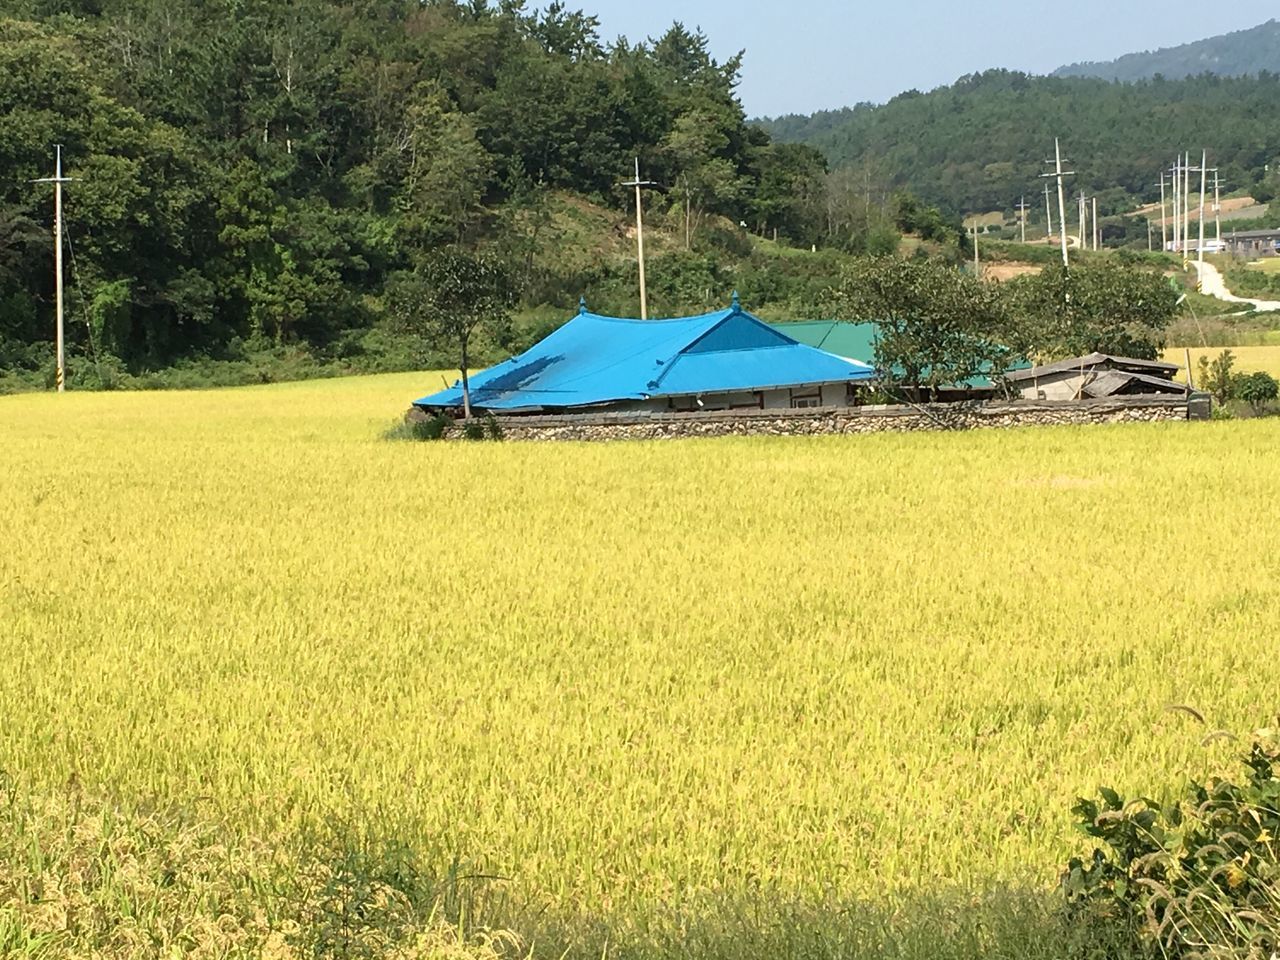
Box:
[414, 295, 875, 415]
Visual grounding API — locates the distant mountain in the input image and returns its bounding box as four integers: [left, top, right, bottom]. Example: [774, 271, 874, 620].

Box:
[1054, 20, 1280, 82]
[759, 70, 1280, 216]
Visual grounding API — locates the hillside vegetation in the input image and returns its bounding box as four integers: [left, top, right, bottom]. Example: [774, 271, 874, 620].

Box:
[1054, 18, 1280, 82]
[4, 0, 906, 386]
[761, 71, 1280, 218]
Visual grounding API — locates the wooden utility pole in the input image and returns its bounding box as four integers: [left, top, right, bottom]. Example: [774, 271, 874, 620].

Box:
[31, 145, 74, 393]
[1041, 139, 1074, 266]
[622, 158, 657, 319]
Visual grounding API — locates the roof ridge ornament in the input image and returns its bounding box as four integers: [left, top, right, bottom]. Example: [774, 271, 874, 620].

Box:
[731, 290, 741, 312]
[579, 295, 588, 315]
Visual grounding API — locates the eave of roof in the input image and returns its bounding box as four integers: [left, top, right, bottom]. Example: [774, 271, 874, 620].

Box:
[1005, 352, 1179, 382]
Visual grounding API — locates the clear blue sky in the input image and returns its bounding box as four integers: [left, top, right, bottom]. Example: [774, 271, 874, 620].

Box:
[582, 1, 1268, 117]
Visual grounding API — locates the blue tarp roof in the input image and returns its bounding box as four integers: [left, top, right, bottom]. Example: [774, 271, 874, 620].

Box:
[415, 304, 874, 412]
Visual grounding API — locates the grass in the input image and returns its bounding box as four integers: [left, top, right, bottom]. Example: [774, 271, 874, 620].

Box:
[1244, 257, 1280, 274]
[3, 374, 1280, 957]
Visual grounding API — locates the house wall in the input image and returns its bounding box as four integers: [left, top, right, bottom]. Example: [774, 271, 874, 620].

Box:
[1017, 371, 1085, 401]
[659, 385, 854, 412]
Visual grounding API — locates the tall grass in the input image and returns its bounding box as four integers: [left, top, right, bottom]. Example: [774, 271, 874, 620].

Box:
[2, 374, 1278, 957]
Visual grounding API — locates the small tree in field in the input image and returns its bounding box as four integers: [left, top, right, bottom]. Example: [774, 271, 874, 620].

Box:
[387, 250, 512, 418]
[1197, 349, 1237, 406]
[1237, 370, 1278, 415]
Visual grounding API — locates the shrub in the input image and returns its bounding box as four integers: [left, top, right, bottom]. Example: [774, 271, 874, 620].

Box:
[1197, 350, 1238, 406]
[483, 413, 504, 441]
[1063, 725, 1280, 958]
[1237, 371, 1279, 416]
[461, 420, 486, 441]
[413, 414, 453, 441]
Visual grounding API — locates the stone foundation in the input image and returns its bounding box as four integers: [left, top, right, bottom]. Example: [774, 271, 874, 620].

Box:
[407, 395, 1206, 443]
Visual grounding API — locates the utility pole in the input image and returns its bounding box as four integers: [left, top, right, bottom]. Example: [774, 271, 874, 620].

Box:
[1077, 193, 1087, 256]
[1092, 196, 1099, 250]
[972, 222, 980, 275]
[1171, 157, 1180, 257]
[621, 158, 658, 320]
[1197, 149, 1207, 269]
[1043, 182, 1054, 243]
[1040, 138, 1074, 266]
[1183, 152, 1192, 268]
[1213, 168, 1222, 245]
[1016, 195, 1029, 243]
[1157, 171, 1168, 252]
[31, 145, 75, 393]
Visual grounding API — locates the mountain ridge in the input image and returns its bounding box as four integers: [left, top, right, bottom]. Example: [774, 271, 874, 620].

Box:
[1053, 19, 1280, 82]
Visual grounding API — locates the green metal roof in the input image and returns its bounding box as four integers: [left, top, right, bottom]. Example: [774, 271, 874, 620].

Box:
[769, 321, 1026, 389]
[770, 321, 879, 365]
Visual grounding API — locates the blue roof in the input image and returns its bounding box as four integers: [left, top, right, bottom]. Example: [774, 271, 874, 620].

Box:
[415, 304, 874, 412]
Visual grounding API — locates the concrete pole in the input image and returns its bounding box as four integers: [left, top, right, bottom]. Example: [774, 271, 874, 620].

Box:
[1158, 171, 1167, 252]
[1078, 194, 1086, 255]
[1214, 169, 1222, 245]
[1054, 139, 1070, 266]
[1183, 152, 1192, 267]
[54, 146, 64, 393]
[1044, 182, 1053, 242]
[633, 159, 647, 320]
[32, 145, 72, 392]
[1172, 157, 1181, 258]
[1197, 149, 1207, 267]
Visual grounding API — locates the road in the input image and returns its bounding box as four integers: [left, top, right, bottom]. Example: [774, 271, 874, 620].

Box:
[1191, 261, 1280, 312]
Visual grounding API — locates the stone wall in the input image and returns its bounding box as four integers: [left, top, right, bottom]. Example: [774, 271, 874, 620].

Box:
[408, 395, 1207, 443]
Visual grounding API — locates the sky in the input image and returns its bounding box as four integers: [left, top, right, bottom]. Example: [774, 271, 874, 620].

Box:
[580, 1, 1269, 118]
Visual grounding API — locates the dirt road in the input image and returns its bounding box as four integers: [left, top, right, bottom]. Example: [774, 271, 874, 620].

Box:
[1191, 261, 1280, 312]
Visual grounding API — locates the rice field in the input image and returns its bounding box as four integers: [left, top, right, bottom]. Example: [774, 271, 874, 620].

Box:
[1166, 344, 1280, 379]
[3, 374, 1279, 959]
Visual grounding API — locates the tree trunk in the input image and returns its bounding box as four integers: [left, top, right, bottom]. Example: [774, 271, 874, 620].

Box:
[685, 193, 691, 251]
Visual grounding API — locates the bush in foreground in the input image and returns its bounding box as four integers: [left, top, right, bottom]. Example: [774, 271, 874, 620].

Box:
[1064, 726, 1280, 958]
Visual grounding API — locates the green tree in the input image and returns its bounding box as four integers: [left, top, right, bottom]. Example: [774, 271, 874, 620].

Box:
[663, 109, 745, 249]
[823, 257, 1013, 398]
[1008, 263, 1179, 361]
[1196, 349, 1237, 406]
[386, 250, 512, 418]
[748, 142, 827, 244]
[1237, 370, 1277, 415]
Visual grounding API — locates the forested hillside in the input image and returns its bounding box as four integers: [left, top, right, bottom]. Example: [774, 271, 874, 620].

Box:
[4, 0, 909, 387]
[1054, 19, 1280, 82]
[761, 70, 1280, 217]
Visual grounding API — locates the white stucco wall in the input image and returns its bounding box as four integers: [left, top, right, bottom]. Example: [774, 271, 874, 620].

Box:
[655, 385, 854, 412]
[1017, 372, 1084, 401]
